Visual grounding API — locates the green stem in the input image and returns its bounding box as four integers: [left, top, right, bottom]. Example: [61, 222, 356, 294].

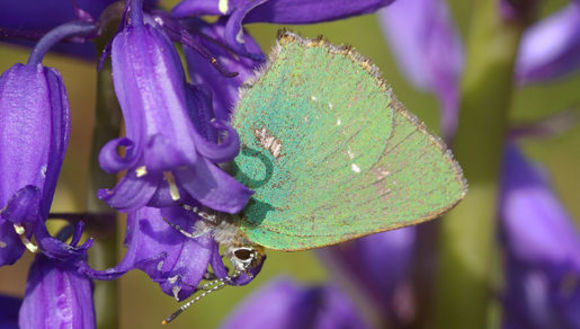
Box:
[431, 1, 528, 329]
[87, 4, 124, 329]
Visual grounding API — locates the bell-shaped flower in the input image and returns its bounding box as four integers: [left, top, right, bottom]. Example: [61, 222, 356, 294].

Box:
[98, 4, 252, 214]
[80, 204, 264, 301]
[0, 62, 75, 265]
[500, 144, 580, 329]
[219, 278, 371, 329]
[19, 252, 95, 329]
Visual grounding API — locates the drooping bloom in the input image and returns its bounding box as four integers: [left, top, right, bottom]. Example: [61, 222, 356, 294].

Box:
[97, 2, 252, 214]
[219, 278, 372, 329]
[500, 144, 580, 329]
[20, 254, 95, 329]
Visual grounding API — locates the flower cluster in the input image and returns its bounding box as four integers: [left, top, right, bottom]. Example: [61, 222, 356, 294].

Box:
[0, 0, 397, 327]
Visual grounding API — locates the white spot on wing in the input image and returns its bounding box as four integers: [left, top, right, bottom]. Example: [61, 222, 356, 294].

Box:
[157, 260, 164, 271]
[40, 165, 47, 178]
[351, 163, 361, 173]
[347, 147, 355, 159]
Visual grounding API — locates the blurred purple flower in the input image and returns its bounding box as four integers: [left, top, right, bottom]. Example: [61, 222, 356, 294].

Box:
[500, 144, 580, 329]
[379, 1, 580, 138]
[219, 278, 372, 329]
[379, 0, 463, 140]
[97, 2, 252, 214]
[320, 227, 416, 327]
[516, 4, 580, 84]
[0, 295, 20, 329]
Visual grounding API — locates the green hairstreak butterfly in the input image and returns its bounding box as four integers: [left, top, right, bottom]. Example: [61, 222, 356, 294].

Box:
[162, 30, 467, 323]
[231, 30, 467, 251]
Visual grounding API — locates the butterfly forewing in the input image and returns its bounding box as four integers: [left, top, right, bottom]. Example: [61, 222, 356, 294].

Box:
[232, 32, 467, 251]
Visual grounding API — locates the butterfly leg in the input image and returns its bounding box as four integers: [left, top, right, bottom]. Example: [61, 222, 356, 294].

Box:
[161, 216, 211, 239]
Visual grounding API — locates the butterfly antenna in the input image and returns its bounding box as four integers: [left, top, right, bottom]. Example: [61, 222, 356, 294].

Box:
[161, 269, 244, 325]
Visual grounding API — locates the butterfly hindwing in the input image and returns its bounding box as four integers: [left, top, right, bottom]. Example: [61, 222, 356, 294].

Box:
[232, 32, 467, 251]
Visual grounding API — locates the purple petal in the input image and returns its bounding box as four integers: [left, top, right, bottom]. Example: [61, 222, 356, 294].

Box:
[19, 255, 95, 329]
[0, 220, 25, 266]
[0, 186, 41, 224]
[174, 157, 253, 214]
[319, 227, 416, 325]
[0, 295, 21, 329]
[378, 0, 463, 140]
[0, 63, 70, 263]
[173, 0, 396, 24]
[0, 64, 70, 217]
[515, 4, 580, 84]
[97, 170, 160, 212]
[98, 137, 141, 173]
[219, 278, 371, 329]
[500, 144, 580, 270]
[183, 20, 263, 121]
[500, 144, 580, 329]
[110, 21, 198, 173]
[82, 206, 213, 300]
[245, 0, 396, 24]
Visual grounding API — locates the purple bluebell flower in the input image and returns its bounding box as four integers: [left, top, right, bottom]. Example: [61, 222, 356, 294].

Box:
[516, 4, 580, 84]
[97, 1, 253, 214]
[320, 227, 416, 327]
[0, 295, 20, 329]
[0, 21, 96, 266]
[379, 0, 580, 138]
[20, 254, 95, 329]
[378, 0, 463, 140]
[81, 204, 264, 301]
[219, 278, 371, 329]
[181, 18, 264, 121]
[500, 144, 580, 329]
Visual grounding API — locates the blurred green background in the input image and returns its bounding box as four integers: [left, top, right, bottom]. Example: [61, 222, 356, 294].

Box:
[0, 1, 579, 328]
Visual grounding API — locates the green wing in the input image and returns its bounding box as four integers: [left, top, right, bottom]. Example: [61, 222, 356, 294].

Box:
[232, 31, 467, 251]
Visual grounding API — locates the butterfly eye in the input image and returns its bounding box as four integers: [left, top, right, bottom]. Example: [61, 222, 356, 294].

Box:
[233, 247, 254, 261]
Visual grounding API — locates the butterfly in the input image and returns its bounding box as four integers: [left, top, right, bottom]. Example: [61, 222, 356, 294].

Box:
[162, 30, 467, 324]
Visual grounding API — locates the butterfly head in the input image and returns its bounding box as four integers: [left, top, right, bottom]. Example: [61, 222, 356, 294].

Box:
[226, 244, 265, 274]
